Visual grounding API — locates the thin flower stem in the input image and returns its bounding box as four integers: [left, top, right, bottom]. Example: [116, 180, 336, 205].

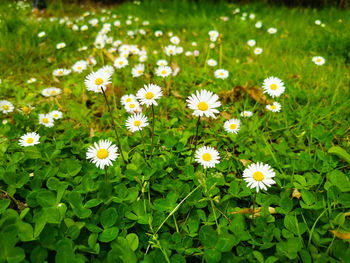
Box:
[173, 214, 179, 233]
[101, 88, 127, 164]
[252, 192, 257, 220]
[164, 78, 168, 119]
[210, 199, 220, 234]
[140, 129, 150, 167]
[150, 105, 155, 158]
[104, 166, 108, 181]
[190, 116, 201, 163]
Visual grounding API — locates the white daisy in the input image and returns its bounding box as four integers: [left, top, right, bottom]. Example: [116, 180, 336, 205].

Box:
[214, 69, 229, 79]
[139, 55, 148, 62]
[53, 68, 71, 76]
[39, 114, 54, 127]
[27, 78, 37, 84]
[255, 21, 262, 28]
[19, 132, 40, 147]
[86, 140, 119, 169]
[0, 100, 14, 114]
[224, 118, 241, 134]
[125, 113, 149, 133]
[125, 101, 141, 113]
[266, 102, 282, 112]
[114, 57, 128, 69]
[243, 162, 276, 192]
[118, 44, 130, 53]
[156, 66, 172, 78]
[254, 47, 263, 55]
[136, 84, 163, 107]
[85, 70, 112, 93]
[312, 56, 325, 66]
[81, 25, 88, 31]
[121, 94, 137, 106]
[132, 64, 145, 78]
[262, 77, 285, 98]
[41, 87, 61, 97]
[208, 30, 219, 39]
[195, 146, 220, 169]
[267, 28, 277, 34]
[247, 40, 256, 47]
[170, 36, 180, 45]
[155, 30, 163, 37]
[240, 111, 253, 117]
[176, 46, 183, 54]
[49, 110, 63, 119]
[98, 65, 115, 75]
[156, 60, 168, 66]
[164, 45, 177, 56]
[186, 89, 221, 119]
[72, 60, 88, 73]
[207, 59, 217, 67]
[38, 32, 46, 38]
[315, 20, 321, 25]
[56, 42, 66, 49]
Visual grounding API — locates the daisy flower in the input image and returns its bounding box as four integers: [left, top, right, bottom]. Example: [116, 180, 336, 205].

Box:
[155, 30, 163, 37]
[39, 114, 54, 127]
[266, 102, 282, 112]
[312, 56, 326, 66]
[254, 47, 263, 55]
[176, 46, 183, 54]
[195, 146, 220, 169]
[247, 40, 256, 47]
[27, 78, 37, 84]
[186, 89, 221, 118]
[207, 59, 217, 67]
[156, 60, 168, 66]
[118, 44, 130, 53]
[255, 21, 262, 28]
[125, 101, 141, 114]
[85, 70, 112, 93]
[86, 140, 119, 169]
[19, 132, 40, 147]
[81, 25, 88, 31]
[136, 84, 163, 107]
[18, 105, 34, 114]
[72, 60, 88, 73]
[139, 55, 148, 62]
[156, 66, 172, 78]
[99, 65, 115, 75]
[0, 100, 14, 114]
[214, 69, 229, 79]
[53, 69, 71, 76]
[56, 42, 66, 49]
[262, 77, 285, 98]
[132, 64, 145, 78]
[164, 45, 177, 56]
[38, 32, 46, 38]
[125, 113, 149, 132]
[121, 94, 137, 106]
[208, 30, 219, 39]
[114, 57, 128, 69]
[224, 118, 241, 134]
[267, 28, 277, 34]
[315, 20, 321, 25]
[49, 110, 63, 119]
[240, 111, 253, 117]
[243, 162, 276, 192]
[41, 87, 61, 97]
[170, 36, 180, 45]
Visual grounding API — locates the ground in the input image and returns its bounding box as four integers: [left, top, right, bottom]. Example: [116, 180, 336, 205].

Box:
[0, 0, 349, 262]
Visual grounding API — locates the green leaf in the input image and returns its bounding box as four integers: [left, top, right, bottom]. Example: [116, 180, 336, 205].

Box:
[0, 199, 11, 214]
[99, 227, 119, 242]
[126, 233, 139, 251]
[253, 251, 264, 263]
[199, 225, 217, 247]
[328, 146, 350, 164]
[204, 248, 221, 263]
[216, 234, 236, 252]
[101, 207, 117, 228]
[284, 214, 298, 235]
[36, 190, 57, 207]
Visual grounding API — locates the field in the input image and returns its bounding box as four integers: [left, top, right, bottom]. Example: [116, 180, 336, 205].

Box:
[0, 0, 349, 262]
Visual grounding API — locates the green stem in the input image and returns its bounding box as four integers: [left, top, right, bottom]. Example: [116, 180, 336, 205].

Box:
[252, 192, 257, 220]
[101, 88, 127, 164]
[150, 105, 155, 158]
[190, 116, 201, 163]
[104, 166, 108, 181]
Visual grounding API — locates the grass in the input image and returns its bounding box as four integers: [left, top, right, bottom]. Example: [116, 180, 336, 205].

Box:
[0, 0, 349, 262]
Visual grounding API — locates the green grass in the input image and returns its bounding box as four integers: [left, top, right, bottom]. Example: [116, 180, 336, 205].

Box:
[0, 0, 349, 262]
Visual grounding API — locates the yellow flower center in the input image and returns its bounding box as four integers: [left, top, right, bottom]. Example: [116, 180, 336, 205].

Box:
[270, 84, 277, 90]
[95, 78, 104, 85]
[316, 58, 321, 62]
[138, 70, 143, 74]
[145, 92, 154, 99]
[126, 98, 131, 103]
[271, 105, 277, 110]
[97, 149, 109, 159]
[54, 114, 58, 118]
[129, 104, 135, 108]
[230, 124, 237, 130]
[169, 50, 173, 53]
[23, 106, 29, 113]
[42, 118, 49, 123]
[119, 61, 123, 65]
[27, 138, 34, 144]
[59, 71, 63, 75]
[51, 90, 56, 95]
[197, 101, 208, 111]
[202, 153, 212, 161]
[77, 66, 82, 70]
[253, 171, 264, 181]
[134, 120, 141, 126]
[3, 105, 9, 110]
[220, 72, 224, 76]
[161, 70, 166, 75]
